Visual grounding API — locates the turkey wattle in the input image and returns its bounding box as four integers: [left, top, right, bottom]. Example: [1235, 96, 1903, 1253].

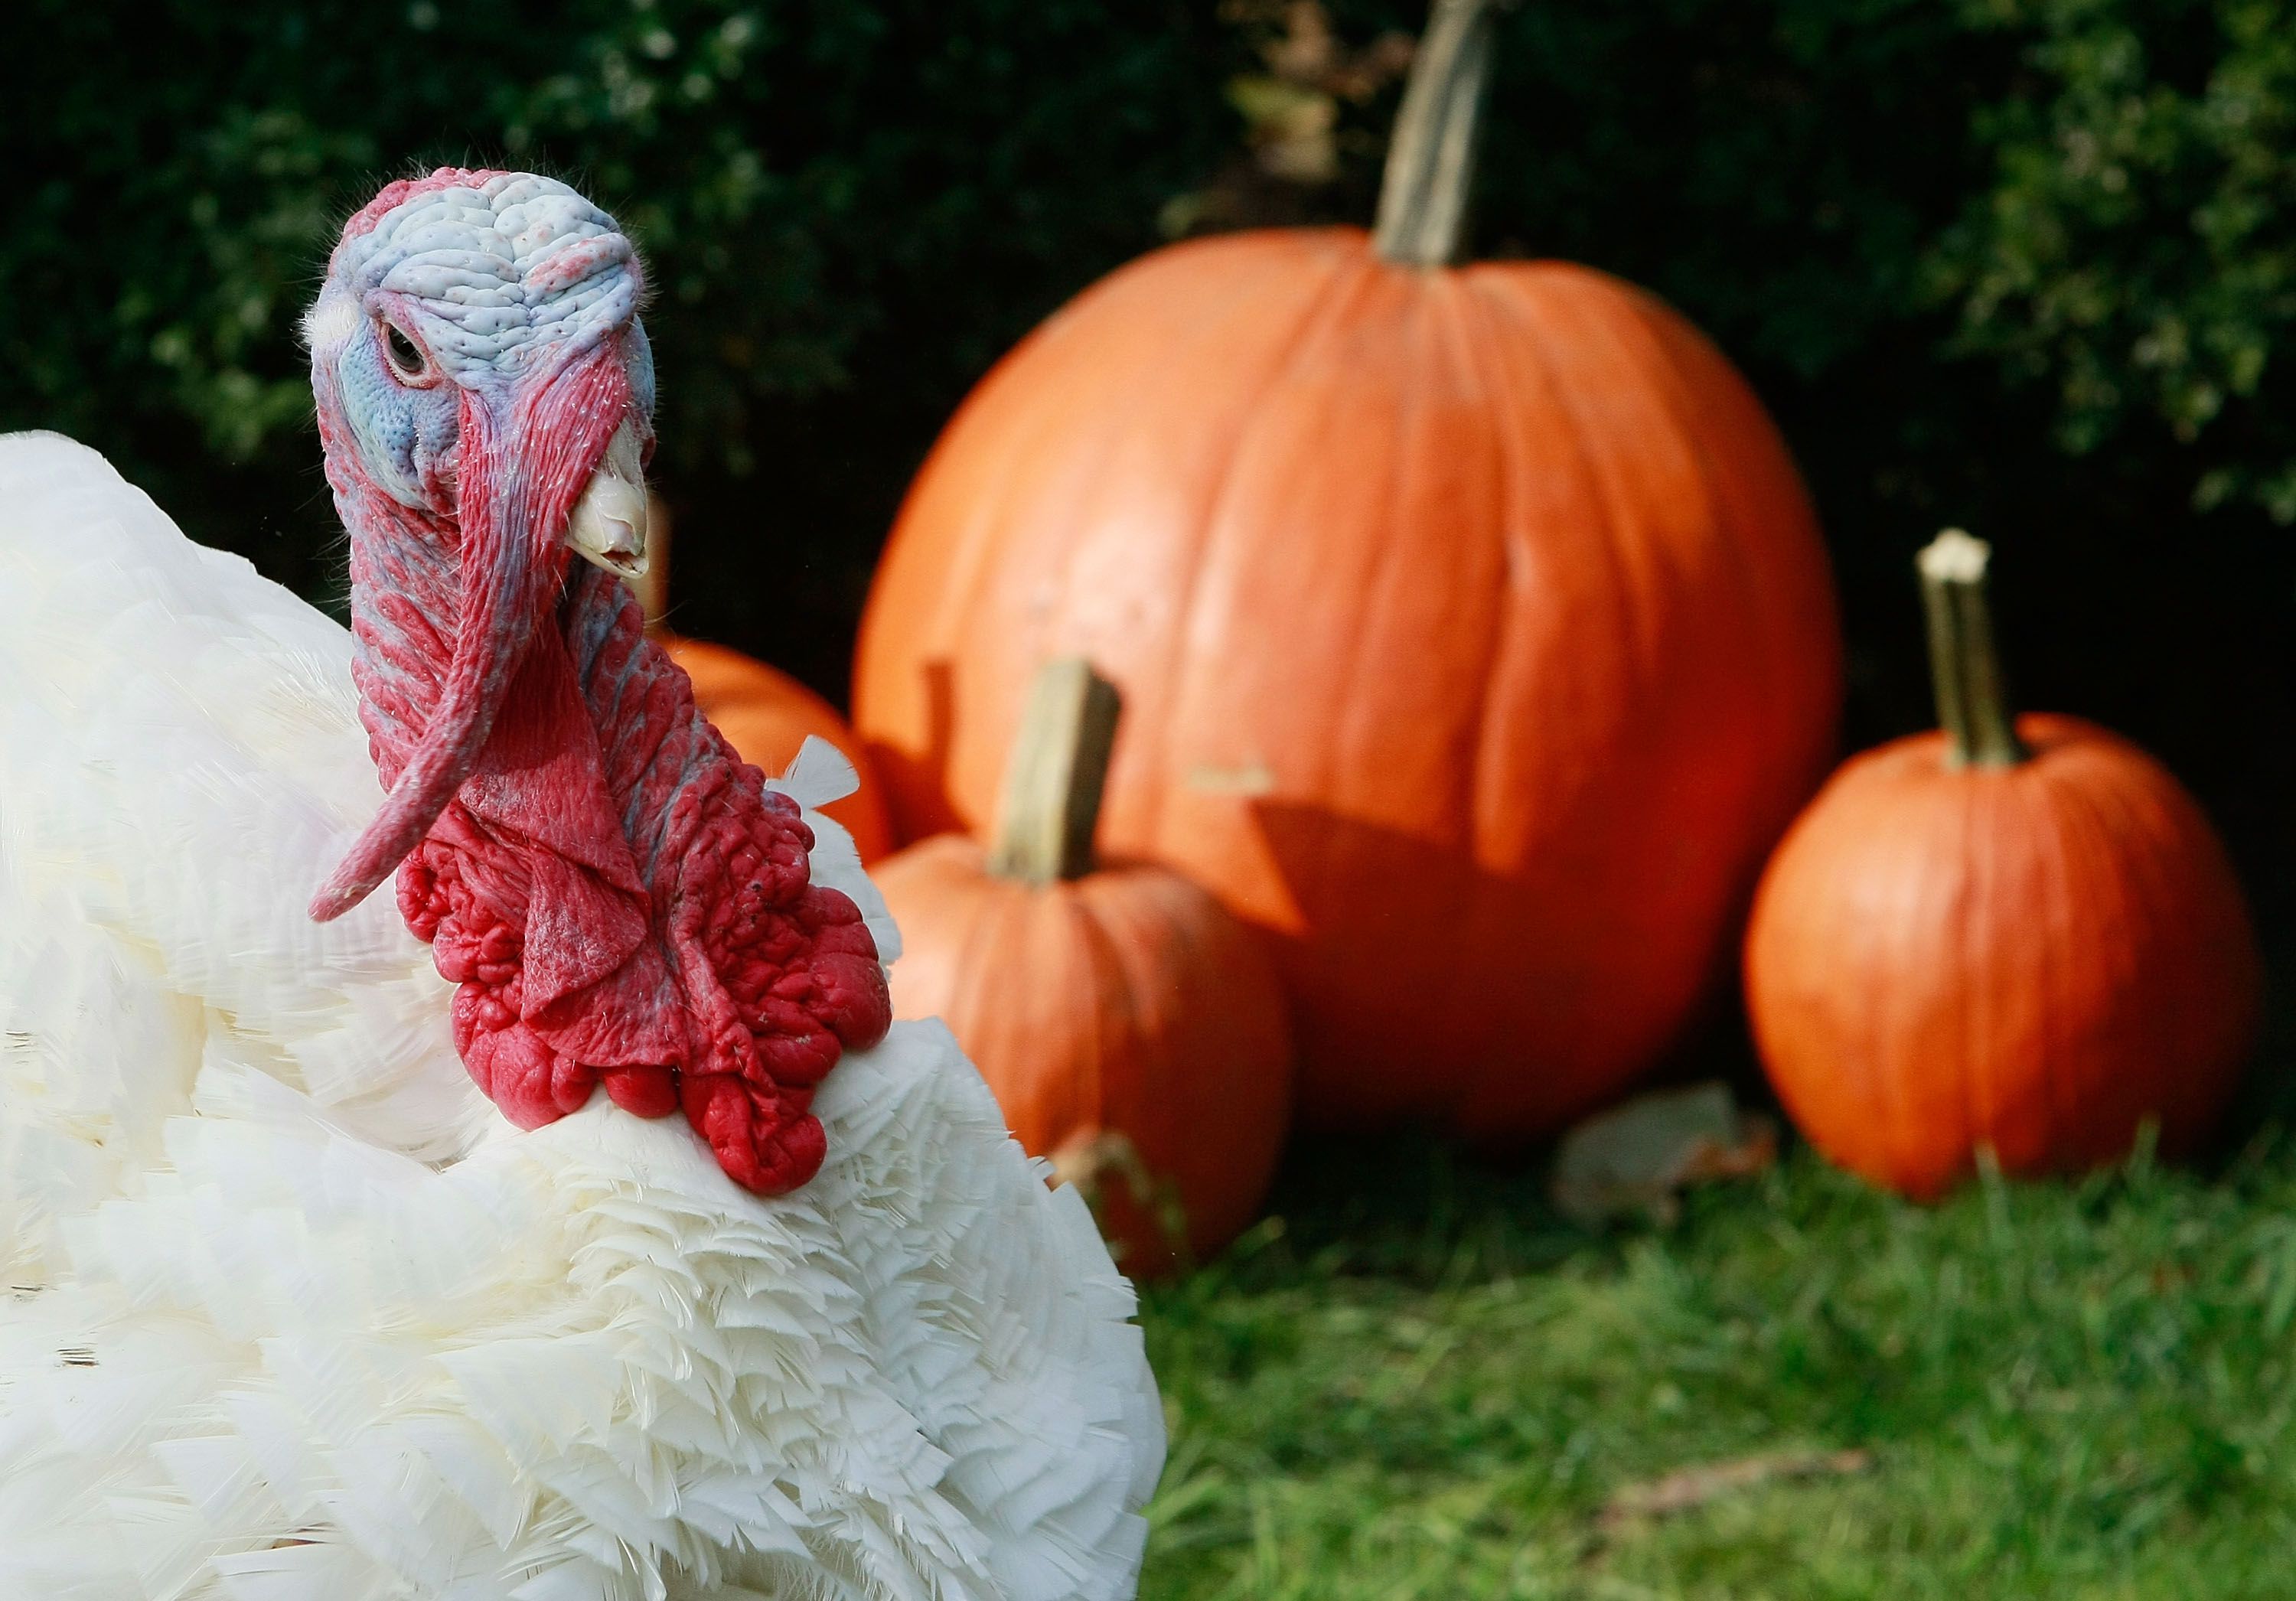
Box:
[0, 170, 1163, 1600]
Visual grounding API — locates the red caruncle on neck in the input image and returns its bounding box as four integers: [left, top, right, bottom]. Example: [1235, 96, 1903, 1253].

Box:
[323, 344, 889, 1195]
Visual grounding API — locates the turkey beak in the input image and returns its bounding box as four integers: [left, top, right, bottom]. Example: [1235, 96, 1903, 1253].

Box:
[566, 420, 649, 582]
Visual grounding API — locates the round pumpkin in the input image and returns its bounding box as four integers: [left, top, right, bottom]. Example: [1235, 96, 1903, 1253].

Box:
[875, 659, 1293, 1273]
[853, 0, 1841, 1138]
[1743, 531, 2260, 1198]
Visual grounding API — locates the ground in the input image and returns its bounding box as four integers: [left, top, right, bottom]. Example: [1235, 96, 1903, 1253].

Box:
[1135, 1112, 2296, 1599]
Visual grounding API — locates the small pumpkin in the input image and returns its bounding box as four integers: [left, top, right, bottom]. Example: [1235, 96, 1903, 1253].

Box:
[1743, 530, 2261, 1197]
[854, 0, 1841, 1140]
[875, 659, 1293, 1273]
[628, 497, 894, 861]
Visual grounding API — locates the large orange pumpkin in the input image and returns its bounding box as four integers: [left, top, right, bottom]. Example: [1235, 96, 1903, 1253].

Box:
[1744, 531, 2260, 1198]
[853, 0, 1842, 1138]
[875, 660, 1293, 1273]
[627, 497, 895, 861]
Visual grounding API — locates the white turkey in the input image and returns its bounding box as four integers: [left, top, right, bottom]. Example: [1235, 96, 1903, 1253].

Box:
[0, 168, 1164, 1601]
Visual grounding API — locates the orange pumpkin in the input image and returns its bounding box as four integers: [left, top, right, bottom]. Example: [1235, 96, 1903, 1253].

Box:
[876, 660, 1293, 1273]
[1744, 530, 2260, 1198]
[625, 495, 894, 861]
[853, 0, 1841, 1138]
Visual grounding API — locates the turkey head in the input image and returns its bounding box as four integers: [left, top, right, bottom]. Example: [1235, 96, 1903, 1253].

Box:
[302, 169, 889, 1194]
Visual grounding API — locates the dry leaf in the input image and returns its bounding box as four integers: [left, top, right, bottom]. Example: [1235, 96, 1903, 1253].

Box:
[1550, 1081, 1777, 1226]
[1601, 1448, 1874, 1529]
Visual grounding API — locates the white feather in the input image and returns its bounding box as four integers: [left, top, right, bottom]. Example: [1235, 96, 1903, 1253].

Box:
[0, 432, 1164, 1600]
[773, 736, 861, 811]
[765, 742, 901, 967]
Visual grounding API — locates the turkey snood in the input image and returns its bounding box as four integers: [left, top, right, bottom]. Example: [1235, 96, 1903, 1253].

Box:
[303, 170, 889, 1194]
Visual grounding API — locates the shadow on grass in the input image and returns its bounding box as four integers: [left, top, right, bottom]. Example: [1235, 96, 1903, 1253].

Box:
[1186, 986, 1791, 1294]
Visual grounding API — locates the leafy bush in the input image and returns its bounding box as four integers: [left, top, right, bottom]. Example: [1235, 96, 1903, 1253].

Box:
[1939, 0, 2296, 520]
[2, 0, 1241, 620]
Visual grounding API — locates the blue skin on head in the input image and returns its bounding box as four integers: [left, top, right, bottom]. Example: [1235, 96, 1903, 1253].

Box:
[307, 172, 656, 516]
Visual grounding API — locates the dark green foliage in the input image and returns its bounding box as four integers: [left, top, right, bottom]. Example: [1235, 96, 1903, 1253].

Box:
[1, 0, 1241, 621]
[1937, 0, 2296, 519]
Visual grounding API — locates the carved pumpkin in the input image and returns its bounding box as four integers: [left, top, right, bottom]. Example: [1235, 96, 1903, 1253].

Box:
[1743, 531, 2261, 1197]
[874, 660, 1293, 1273]
[853, 0, 1841, 1137]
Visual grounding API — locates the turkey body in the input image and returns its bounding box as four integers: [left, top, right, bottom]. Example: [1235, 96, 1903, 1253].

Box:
[0, 433, 1164, 1601]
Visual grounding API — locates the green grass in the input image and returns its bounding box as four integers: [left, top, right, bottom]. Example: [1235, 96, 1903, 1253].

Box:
[1133, 1119, 2296, 1599]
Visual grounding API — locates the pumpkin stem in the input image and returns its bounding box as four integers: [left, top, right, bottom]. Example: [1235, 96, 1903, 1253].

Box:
[1917, 529, 2027, 768]
[988, 657, 1123, 885]
[1372, 0, 1505, 268]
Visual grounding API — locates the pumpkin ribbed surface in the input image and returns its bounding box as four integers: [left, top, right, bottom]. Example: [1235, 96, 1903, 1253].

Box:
[855, 228, 1841, 1136]
[1746, 712, 2259, 1197]
[876, 833, 1293, 1272]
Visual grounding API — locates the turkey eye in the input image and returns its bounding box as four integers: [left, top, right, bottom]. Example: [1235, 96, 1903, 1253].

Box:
[381, 321, 426, 380]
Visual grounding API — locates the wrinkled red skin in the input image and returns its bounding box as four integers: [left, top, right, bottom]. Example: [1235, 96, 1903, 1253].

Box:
[384, 577, 893, 1195]
[315, 178, 888, 1195]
